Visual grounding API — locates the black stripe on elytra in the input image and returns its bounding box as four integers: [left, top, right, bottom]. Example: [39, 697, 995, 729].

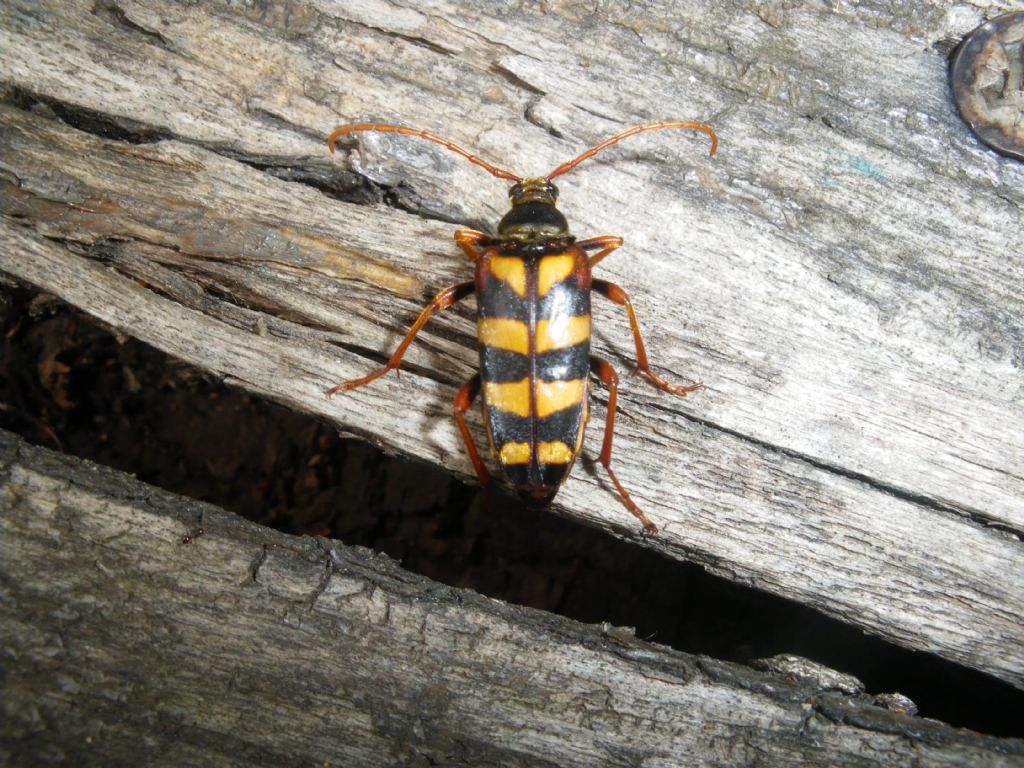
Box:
[477, 278, 530, 321]
[479, 347, 530, 383]
[538, 278, 589, 321]
[535, 345, 591, 381]
[501, 462, 534, 491]
[486, 407, 533, 444]
[539, 462, 572, 486]
[536, 403, 587, 445]
[487, 405, 585, 444]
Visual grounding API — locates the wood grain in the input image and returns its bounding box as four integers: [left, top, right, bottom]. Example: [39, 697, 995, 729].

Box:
[1, 0, 1022, 707]
[3, 430, 1022, 766]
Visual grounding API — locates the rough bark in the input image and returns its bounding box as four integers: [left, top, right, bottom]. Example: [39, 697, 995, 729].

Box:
[0, 0, 1022, 731]
[3, 430, 1023, 767]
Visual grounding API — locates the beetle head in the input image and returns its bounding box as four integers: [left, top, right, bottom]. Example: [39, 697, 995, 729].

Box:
[497, 177, 568, 241]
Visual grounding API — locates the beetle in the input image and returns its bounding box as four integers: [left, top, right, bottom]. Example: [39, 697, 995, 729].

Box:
[326, 121, 717, 533]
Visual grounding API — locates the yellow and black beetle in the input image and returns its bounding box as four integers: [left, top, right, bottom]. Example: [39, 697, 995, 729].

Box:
[327, 121, 717, 533]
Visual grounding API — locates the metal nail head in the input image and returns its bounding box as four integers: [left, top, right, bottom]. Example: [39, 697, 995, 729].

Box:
[951, 12, 1024, 161]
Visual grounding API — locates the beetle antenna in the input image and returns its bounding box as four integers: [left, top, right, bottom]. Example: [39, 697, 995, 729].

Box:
[328, 123, 523, 183]
[545, 120, 718, 182]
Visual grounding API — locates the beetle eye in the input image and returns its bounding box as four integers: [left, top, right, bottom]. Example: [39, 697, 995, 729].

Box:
[509, 183, 524, 198]
[546, 182, 559, 199]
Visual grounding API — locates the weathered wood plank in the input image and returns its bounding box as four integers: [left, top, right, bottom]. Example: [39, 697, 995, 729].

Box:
[1, 0, 1022, 699]
[3, 429, 1023, 767]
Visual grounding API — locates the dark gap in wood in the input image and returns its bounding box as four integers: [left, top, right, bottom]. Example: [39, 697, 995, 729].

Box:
[245, 159, 387, 207]
[1, 87, 173, 145]
[369, 180, 492, 232]
[2, 283, 1021, 739]
[523, 98, 564, 138]
[92, 0, 175, 50]
[0, 87, 467, 231]
[489, 63, 547, 97]
[257, 153, 493, 234]
[310, 135, 496, 231]
[391, 32, 458, 58]
[3, 87, 497, 235]
[2, 85, 392, 213]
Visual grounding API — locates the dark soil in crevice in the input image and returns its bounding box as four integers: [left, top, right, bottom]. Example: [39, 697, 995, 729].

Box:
[1, 284, 1021, 738]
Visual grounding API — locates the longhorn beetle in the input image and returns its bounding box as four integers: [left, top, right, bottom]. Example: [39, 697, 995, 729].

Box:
[327, 121, 717, 533]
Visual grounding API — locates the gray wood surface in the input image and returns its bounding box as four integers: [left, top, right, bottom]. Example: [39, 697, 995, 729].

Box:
[1, 0, 1022, 713]
[3, 429, 1023, 767]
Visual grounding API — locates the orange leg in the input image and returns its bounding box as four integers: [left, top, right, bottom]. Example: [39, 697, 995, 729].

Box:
[590, 356, 658, 534]
[593, 278, 703, 397]
[454, 229, 492, 263]
[577, 235, 624, 268]
[326, 281, 475, 397]
[453, 374, 492, 491]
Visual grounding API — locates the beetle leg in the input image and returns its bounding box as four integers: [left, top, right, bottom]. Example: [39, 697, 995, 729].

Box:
[577, 235, 624, 268]
[590, 356, 658, 534]
[454, 229, 492, 262]
[592, 278, 703, 397]
[327, 281, 475, 397]
[453, 373, 492, 492]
